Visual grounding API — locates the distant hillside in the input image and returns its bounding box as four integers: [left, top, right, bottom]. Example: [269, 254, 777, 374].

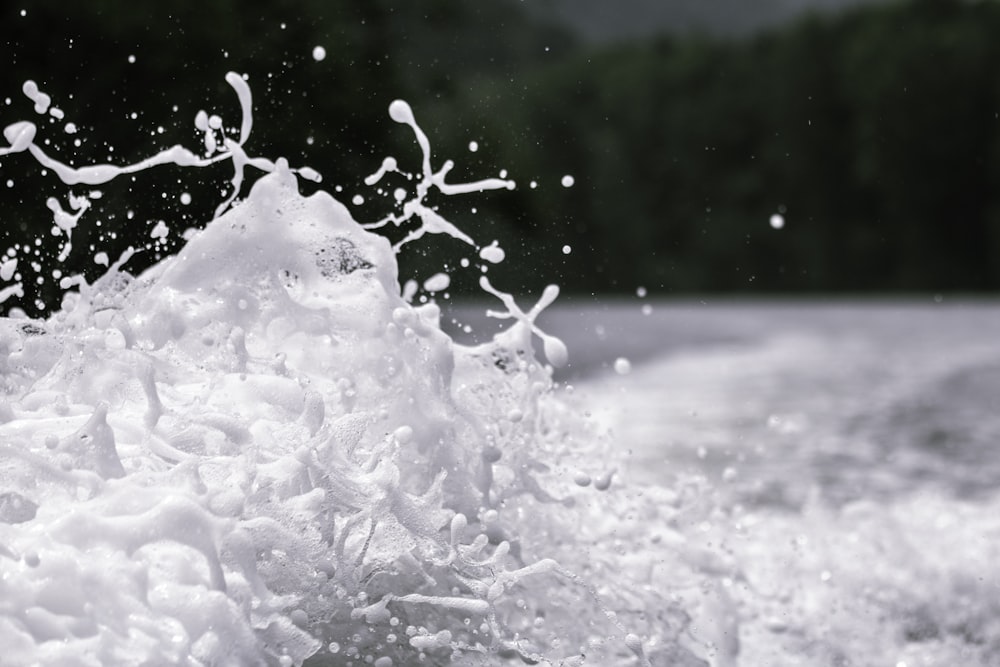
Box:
[521, 0, 894, 40]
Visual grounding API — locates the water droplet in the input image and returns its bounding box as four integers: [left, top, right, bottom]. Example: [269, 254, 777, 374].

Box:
[423, 273, 450, 293]
[769, 214, 785, 229]
[312, 46, 327, 62]
[561, 174, 574, 188]
[479, 241, 505, 264]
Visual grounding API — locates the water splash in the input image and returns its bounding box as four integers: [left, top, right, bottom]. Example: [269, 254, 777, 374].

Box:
[361, 100, 515, 252]
[0, 73, 321, 309]
[0, 73, 699, 667]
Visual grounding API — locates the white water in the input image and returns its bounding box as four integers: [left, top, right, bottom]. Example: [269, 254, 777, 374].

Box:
[2, 72, 998, 667]
[570, 301, 1000, 667]
[0, 73, 655, 667]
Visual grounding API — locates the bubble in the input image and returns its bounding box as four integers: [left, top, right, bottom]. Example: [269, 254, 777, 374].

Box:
[561, 175, 574, 187]
[312, 46, 326, 62]
[594, 471, 614, 491]
[769, 213, 785, 229]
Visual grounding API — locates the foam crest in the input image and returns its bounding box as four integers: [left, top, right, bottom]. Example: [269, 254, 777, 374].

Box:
[0, 73, 668, 667]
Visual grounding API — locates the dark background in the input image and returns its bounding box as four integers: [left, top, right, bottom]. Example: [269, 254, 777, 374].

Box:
[1, 0, 998, 316]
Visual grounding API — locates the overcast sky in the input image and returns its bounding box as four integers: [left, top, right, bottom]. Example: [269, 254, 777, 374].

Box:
[524, 0, 894, 41]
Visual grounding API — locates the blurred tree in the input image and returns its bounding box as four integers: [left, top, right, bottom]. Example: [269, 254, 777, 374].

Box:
[2, 0, 1000, 315]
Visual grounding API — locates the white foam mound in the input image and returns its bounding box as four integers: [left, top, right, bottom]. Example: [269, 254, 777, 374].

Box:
[0, 165, 670, 666]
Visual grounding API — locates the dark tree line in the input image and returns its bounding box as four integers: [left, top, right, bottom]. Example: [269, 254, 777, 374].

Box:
[447, 0, 1000, 296]
[1, 0, 998, 316]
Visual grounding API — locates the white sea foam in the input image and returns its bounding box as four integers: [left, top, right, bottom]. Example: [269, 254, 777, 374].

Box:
[0, 72, 683, 667]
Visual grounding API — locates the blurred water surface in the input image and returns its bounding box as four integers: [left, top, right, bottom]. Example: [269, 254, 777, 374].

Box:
[541, 298, 1000, 664]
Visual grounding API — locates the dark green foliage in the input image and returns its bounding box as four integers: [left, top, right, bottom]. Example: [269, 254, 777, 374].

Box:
[1, 0, 999, 315]
[458, 0, 1000, 295]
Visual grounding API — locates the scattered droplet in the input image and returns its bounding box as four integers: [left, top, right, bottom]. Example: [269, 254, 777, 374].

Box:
[423, 273, 450, 293]
[479, 241, 505, 264]
[613, 357, 631, 375]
